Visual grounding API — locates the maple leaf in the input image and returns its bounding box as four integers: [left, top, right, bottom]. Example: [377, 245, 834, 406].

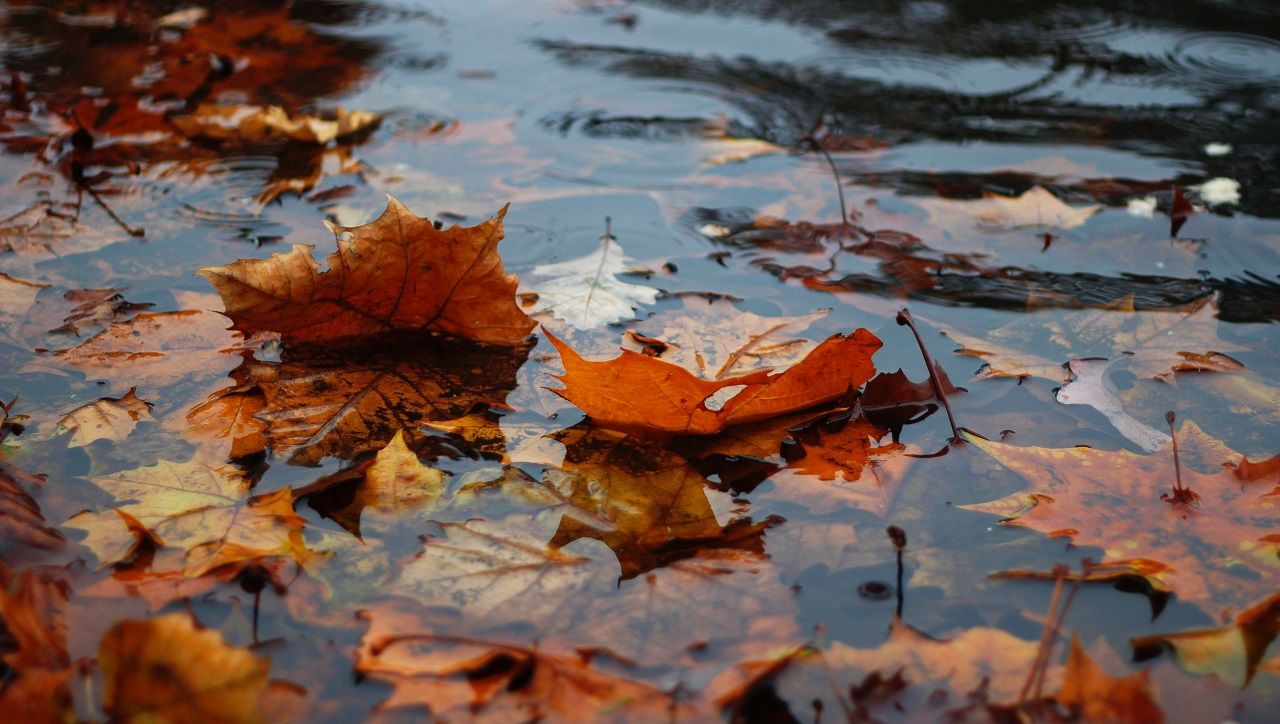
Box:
[355, 599, 691, 719]
[172, 385, 267, 462]
[172, 104, 381, 145]
[1132, 591, 1280, 688]
[198, 197, 534, 347]
[99, 613, 269, 722]
[619, 297, 827, 379]
[56, 387, 153, 447]
[917, 185, 1100, 233]
[546, 327, 881, 435]
[66, 457, 312, 576]
[960, 425, 1280, 612]
[525, 226, 659, 329]
[940, 294, 1246, 382]
[1056, 636, 1164, 721]
[764, 415, 908, 516]
[236, 335, 527, 463]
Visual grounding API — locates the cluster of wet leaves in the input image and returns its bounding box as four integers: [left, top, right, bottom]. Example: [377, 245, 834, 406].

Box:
[1, 1, 1279, 722]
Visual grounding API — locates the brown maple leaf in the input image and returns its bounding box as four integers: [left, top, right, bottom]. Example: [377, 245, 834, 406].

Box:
[547, 327, 881, 435]
[56, 387, 153, 447]
[311, 429, 448, 538]
[961, 425, 1279, 612]
[198, 197, 534, 347]
[764, 415, 908, 516]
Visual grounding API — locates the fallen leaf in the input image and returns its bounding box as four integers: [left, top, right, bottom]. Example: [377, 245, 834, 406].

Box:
[198, 197, 534, 347]
[940, 294, 1246, 382]
[99, 613, 270, 722]
[174, 385, 268, 462]
[764, 415, 907, 516]
[1132, 591, 1280, 688]
[39, 288, 154, 340]
[319, 429, 448, 538]
[238, 335, 527, 463]
[0, 273, 48, 345]
[57, 387, 154, 447]
[0, 567, 74, 722]
[546, 327, 881, 435]
[1055, 358, 1171, 452]
[620, 297, 827, 379]
[918, 186, 1100, 233]
[525, 229, 659, 329]
[173, 104, 381, 145]
[1057, 636, 1163, 721]
[355, 599, 690, 719]
[66, 457, 312, 576]
[961, 425, 1280, 611]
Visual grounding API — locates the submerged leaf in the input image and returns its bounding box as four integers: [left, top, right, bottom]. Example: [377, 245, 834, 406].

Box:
[57, 388, 154, 447]
[526, 230, 658, 329]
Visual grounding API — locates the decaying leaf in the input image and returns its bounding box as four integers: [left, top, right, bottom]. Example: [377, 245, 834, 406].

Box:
[198, 197, 534, 347]
[66, 457, 311, 576]
[56, 387, 154, 447]
[174, 385, 268, 462]
[173, 104, 381, 145]
[238, 335, 527, 463]
[100, 613, 270, 723]
[961, 425, 1280, 611]
[1132, 591, 1280, 688]
[763, 415, 907, 515]
[525, 229, 659, 330]
[1, 459, 65, 565]
[941, 294, 1246, 382]
[547, 327, 881, 435]
[0, 567, 73, 721]
[355, 599, 689, 719]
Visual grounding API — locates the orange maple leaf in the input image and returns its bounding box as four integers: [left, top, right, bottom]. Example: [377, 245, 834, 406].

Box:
[546, 327, 881, 435]
[198, 197, 534, 347]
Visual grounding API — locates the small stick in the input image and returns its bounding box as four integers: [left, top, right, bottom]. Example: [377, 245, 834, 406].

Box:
[80, 184, 144, 238]
[895, 308, 961, 443]
[1018, 563, 1067, 706]
[802, 115, 851, 243]
[1161, 411, 1201, 507]
[887, 525, 907, 619]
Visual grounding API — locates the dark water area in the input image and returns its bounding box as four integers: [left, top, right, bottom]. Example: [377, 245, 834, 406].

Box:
[1, 1, 1278, 721]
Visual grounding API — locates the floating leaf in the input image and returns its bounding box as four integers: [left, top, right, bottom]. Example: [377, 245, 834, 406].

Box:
[57, 388, 154, 447]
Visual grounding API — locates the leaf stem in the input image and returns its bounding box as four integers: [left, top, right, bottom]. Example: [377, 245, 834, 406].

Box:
[895, 308, 961, 443]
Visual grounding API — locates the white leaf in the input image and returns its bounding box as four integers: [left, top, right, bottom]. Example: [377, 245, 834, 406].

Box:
[527, 234, 659, 330]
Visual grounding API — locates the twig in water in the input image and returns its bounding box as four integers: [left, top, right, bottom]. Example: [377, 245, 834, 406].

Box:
[895, 308, 961, 443]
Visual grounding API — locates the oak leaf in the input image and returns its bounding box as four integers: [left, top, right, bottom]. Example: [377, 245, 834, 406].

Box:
[525, 229, 658, 329]
[66, 457, 312, 576]
[940, 294, 1246, 382]
[547, 326, 881, 435]
[99, 613, 269, 723]
[57, 387, 154, 447]
[961, 425, 1279, 611]
[1132, 591, 1280, 688]
[198, 197, 534, 347]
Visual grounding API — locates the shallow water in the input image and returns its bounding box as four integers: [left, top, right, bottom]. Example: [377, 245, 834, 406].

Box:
[1, 1, 1278, 720]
